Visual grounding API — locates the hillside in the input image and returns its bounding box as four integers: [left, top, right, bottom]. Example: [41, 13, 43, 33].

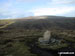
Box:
[0, 19, 15, 29]
[0, 16, 75, 56]
[5, 16, 75, 30]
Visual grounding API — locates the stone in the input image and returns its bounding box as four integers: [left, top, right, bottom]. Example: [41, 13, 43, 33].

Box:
[38, 30, 51, 44]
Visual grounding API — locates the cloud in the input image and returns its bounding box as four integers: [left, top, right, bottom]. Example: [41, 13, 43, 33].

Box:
[0, 9, 31, 19]
[0, 1, 17, 19]
[16, 0, 37, 2]
[51, 0, 75, 4]
[0, 0, 34, 19]
[0, 0, 75, 19]
[31, 7, 75, 16]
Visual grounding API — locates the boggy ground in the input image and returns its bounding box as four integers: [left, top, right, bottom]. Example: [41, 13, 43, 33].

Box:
[0, 29, 75, 56]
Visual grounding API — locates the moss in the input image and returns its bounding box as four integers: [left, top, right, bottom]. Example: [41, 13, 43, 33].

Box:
[38, 43, 69, 50]
[1, 42, 37, 56]
[9, 42, 37, 56]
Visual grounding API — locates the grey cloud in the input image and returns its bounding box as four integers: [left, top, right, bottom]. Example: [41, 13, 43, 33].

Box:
[52, 0, 75, 4]
[69, 1, 75, 4]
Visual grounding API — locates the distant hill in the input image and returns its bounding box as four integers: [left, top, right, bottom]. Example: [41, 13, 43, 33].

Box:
[4, 16, 75, 30]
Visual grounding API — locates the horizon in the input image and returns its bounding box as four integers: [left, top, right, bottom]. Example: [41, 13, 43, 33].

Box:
[0, 15, 75, 20]
[0, 0, 75, 19]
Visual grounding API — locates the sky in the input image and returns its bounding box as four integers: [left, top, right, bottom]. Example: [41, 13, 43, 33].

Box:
[0, 0, 75, 19]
